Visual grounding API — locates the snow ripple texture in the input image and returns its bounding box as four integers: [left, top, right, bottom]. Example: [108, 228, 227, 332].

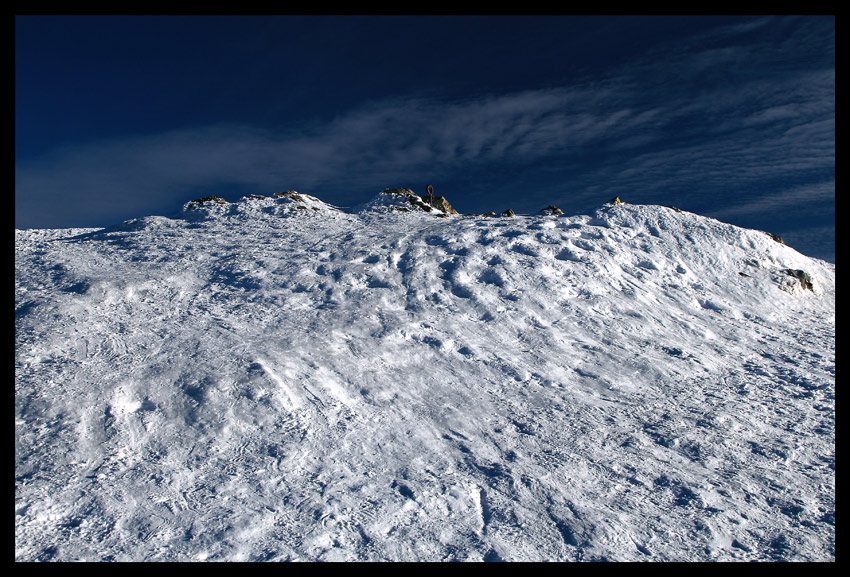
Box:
[15, 193, 835, 561]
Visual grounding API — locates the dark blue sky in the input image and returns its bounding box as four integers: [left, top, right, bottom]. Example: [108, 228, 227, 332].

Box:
[15, 15, 834, 262]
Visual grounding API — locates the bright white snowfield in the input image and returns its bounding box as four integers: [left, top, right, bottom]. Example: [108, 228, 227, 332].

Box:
[15, 190, 834, 562]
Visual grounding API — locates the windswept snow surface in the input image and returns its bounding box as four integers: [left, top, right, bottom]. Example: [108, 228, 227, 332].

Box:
[15, 192, 834, 561]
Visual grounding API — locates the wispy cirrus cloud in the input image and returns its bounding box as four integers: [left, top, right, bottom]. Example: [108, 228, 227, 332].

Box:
[706, 180, 835, 221]
[14, 84, 670, 226]
[16, 15, 833, 233]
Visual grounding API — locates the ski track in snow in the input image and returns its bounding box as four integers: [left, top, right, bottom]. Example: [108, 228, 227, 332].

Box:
[15, 193, 834, 561]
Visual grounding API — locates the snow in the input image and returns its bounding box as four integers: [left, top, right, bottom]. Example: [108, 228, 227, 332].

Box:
[15, 190, 834, 561]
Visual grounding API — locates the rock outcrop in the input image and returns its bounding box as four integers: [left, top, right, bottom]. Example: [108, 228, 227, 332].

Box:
[181, 189, 345, 222]
[765, 231, 785, 245]
[429, 196, 458, 215]
[359, 188, 459, 216]
[274, 191, 325, 204]
[786, 268, 814, 291]
[188, 195, 228, 205]
[540, 205, 563, 215]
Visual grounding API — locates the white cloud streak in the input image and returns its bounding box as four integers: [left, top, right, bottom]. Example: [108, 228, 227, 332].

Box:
[706, 180, 835, 221]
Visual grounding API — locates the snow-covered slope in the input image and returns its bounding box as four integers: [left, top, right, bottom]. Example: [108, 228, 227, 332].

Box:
[15, 191, 835, 561]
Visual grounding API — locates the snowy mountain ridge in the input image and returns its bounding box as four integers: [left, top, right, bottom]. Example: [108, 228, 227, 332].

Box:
[15, 190, 834, 561]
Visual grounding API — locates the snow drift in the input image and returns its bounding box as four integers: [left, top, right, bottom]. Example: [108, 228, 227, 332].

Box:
[15, 190, 834, 561]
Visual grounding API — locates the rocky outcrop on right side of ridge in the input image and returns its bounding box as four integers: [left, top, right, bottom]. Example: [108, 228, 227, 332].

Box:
[591, 201, 831, 298]
[784, 268, 815, 292]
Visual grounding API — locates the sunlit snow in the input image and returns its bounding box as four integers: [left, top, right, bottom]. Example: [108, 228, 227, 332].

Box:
[15, 190, 834, 561]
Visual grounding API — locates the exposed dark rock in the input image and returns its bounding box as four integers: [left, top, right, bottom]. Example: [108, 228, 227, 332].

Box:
[482, 212, 497, 217]
[540, 205, 563, 215]
[378, 188, 431, 211]
[609, 197, 623, 205]
[408, 197, 434, 212]
[429, 196, 459, 214]
[502, 209, 516, 217]
[381, 187, 417, 197]
[765, 231, 785, 244]
[785, 269, 814, 291]
[274, 190, 327, 205]
[189, 195, 228, 205]
[274, 191, 304, 201]
[665, 206, 683, 213]
[379, 188, 457, 215]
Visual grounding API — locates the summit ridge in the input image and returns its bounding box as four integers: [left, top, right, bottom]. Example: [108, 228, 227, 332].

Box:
[15, 187, 834, 561]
